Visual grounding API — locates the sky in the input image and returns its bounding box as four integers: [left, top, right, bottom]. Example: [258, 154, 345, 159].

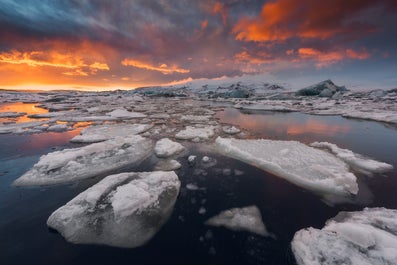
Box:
[0, 0, 396, 91]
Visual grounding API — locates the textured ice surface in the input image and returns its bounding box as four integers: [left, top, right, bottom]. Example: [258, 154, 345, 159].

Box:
[310, 142, 393, 175]
[154, 138, 185, 158]
[106, 108, 146, 119]
[0, 111, 26, 118]
[175, 126, 216, 141]
[205, 206, 270, 236]
[47, 171, 180, 248]
[292, 207, 397, 265]
[14, 136, 153, 186]
[154, 159, 182, 171]
[71, 124, 153, 143]
[215, 137, 358, 197]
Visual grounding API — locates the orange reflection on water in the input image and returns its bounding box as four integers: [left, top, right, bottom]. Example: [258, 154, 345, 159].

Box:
[0, 102, 48, 123]
[286, 120, 350, 136]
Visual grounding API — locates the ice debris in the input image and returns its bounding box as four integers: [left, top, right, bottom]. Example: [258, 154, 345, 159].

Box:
[175, 126, 216, 141]
[310, 142, 393, 175]
[106, 108, 146, 119]
[205, 206, 270, 237]
[47, 171, 180, 248]
[215, 137, 358, 197]
[154, 159, 182, 171]
[292, 207, 397, 265]
[71, 124, 152, 143]
[14, 135, 153, 186]
[154, 138, 185, 158]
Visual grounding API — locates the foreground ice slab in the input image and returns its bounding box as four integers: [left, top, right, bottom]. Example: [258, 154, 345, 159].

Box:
[205, 206, 270, 237]
[71, 124, 153, 143]
[215, 137, 358, 197]
[14, 136, 153, 186]
[292, 207, 397, 265]
[310, 142, 393, 175]
[47, 171, 180, 248]
[154, 138, 185, 158]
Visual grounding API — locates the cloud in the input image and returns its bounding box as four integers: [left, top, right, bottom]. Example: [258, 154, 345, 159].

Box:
[121, 59, 190, 75]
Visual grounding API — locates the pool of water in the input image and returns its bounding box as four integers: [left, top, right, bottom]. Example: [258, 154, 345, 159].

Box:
[1, 109, 396, 265]
[0, 102, 49, 123]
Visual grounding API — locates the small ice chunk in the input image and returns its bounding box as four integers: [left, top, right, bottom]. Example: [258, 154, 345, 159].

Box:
[13, 136, 153, 186]
[106, 108, 146, 119]
[154, 138, 185, 158]
[71, 124, 153, 143]
[47, 171, 180, 248]
[205, 206, 270, 237]
[222, 126, 241, 135]
[154, 159, 182, 171]
[47, 124, 69, 132]
[215, 137, 358, 198]
[202, 156, 210, 163]
[186, 183, 199, 190]
[181, 115, 211, 123]
[198, 207, 207, 215]
[292, 207, 397, 265]
[310, 142, 393, 175]
[175, 126, 216, 141]
[188, 155, 197, 163]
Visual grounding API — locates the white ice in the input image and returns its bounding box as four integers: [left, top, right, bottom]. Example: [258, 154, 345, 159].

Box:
[13, 135, 153, 186]
[106, 108, 146, 119]
[0, 111, 26, 118]
[71, 124, 153, 143]
[175, 126, 217, 141]
[215, 137, 359, 197]
[47, 171, 180, 248]
[154, 159, 182, 171]
[292, 207, 397, 265]
[222, 126, 241, 135]
[154, 138, 185, 158]
[310, 142, 393, 175]
[47, 124, 69, 132]
[0, 121, 47, 134]
[205, 205, 270, 237]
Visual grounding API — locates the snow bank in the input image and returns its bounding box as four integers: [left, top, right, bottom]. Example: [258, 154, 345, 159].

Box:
[175, 126, 216, 141]
[205, 206, 270, 237]
[13, 136, 153, 186]
[47, 171, 180, 248]
[292, 207, 397, 265]
[310, 142, 393, 175]
[215, 137, 358, 197]
[154, 138, 185, 158]
[71, 124, 153, 143]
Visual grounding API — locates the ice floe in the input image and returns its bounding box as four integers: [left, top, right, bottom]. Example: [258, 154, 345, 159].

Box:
[71, 124, 153, 143]
[106, 108, 146, 119]
[205, 206, 270, 237]
[222, 126, 241, 135]
[310, 142, 393, 175]
[14, 135, 153, 186]
[292, 207, 397, 265]
[215, 137, 359, 197]
[47, 171, 180, 248]
[154, 138, 185, 158]
[154, 159, 182, 171]
[0, 121, 47, 134]
[175, 126, 217, 141]
[0, 111, 26, 118]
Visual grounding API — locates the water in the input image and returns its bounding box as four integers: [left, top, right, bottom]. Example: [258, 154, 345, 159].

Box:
[1, 108, 397, 265]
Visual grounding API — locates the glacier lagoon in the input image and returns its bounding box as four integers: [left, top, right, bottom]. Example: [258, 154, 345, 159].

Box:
[1, 94, 397, 265]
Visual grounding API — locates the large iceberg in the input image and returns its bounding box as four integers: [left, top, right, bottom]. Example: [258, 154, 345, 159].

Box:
[47, 171, 180, 248]
[215, 137, 358, 197]
[71, 124, 153, 143]
[310, 142, 393, 175]
[13, 135, 153, 186]
[292, 207, 397, 265]
[205, 206, 270, 237]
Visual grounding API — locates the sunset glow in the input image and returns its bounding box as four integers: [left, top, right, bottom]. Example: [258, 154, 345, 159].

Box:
[0, 0, 396, 90]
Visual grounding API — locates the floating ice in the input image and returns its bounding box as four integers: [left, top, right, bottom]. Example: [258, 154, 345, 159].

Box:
[186, 183, 199, 190]
[154, 138, 185, 158]
[181, 115, 211, 123]
[292, 207, 397, 265]
[0, 121, 47, 134]
[0, 111, 26, 118]
[47, 171, 180, 248]
[47, 124, 69, 132]
[175, 126, 216, 141]
[154, 159, 182, 171]
[222, 126, 241, 135]
[13, 135, 153, 186]
[205, 206, 270, 237]
[71, 124, 153, 143]
[215, 137, 358, 197]
[106, 108, 146, 119]
[310, 142, 393, 175]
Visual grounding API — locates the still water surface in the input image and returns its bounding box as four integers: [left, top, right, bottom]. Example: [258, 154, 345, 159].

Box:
[0, 108, 396, 265]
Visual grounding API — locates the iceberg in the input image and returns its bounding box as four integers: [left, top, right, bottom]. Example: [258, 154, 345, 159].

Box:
[47, 171, 180, 248]
[205, 206, 270, 237]
[13, 135, 153, 186]
[215, 137, 358, 197]
[292, 207, 397, 265]
[71, 124, 153, 143]
[310, 142, 393, 175]
[154, 138, 185, 158]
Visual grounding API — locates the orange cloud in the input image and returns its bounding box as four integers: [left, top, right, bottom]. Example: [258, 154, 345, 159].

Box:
[346, 48, 370, 60]
[212, 2, 228, 25]
[121, 59, 190, 75]
[201, 19, 208, 30]
[233, 0, 381, 42]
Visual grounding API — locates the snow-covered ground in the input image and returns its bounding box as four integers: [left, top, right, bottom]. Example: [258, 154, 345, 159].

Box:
[292, 207, 397, 265]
